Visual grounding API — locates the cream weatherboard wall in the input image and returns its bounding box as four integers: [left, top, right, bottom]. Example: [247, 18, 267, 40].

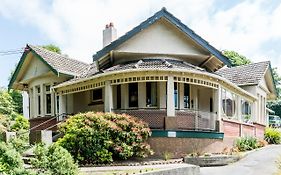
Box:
[115, 19, 209, 57]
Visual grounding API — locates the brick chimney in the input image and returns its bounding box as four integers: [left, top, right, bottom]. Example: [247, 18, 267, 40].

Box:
[103, 22, 117, 47]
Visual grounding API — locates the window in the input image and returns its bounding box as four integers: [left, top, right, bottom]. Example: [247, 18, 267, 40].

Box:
[116, 85, 121, 109]
[174, 82, 178, 108]
[241, 99, 251, 115]
[36, 86, 41, 115]
[92, 88, 103, 102]
[146, 82, 157, 107]
[129, 83, 138, 107]
[45, 85, 51, 115]
[56, 96, 59, 114]
[222, 88, 236, 118]
[184, 84, 190, 108]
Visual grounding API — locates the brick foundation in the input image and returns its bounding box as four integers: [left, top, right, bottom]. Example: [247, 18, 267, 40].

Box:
[29, 117, 57, 131]
[254, 123, 266, 139]
[148, 137, 236, 158]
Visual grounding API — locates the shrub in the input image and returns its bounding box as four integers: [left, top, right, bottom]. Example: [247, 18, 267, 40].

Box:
[31, 143, 78, 175]
[235, 136, 258, 151]
[57, 112, 153, 164]
[265, 127, 281, 144]
[10, 114, 29, 132]
[0, 142, 34, 175]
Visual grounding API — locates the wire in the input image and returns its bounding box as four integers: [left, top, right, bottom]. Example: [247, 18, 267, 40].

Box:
[0, 48, 24, 56]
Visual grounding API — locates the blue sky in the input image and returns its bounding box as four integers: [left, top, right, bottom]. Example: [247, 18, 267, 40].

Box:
[1, 0, 281, 87]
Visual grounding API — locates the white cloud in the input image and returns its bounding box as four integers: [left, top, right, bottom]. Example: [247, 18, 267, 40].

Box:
[0, 0, 281, 74]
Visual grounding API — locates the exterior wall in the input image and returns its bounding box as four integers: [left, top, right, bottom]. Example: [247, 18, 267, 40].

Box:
[73, 90, 104, 113]
[198, 87, 212, 112]
[21, 55, 50, 82]
[116, 19, 207, 58]
[254, 123, 266, 139]
[222, 119, 241, 137]
[149, 137, 236, 158]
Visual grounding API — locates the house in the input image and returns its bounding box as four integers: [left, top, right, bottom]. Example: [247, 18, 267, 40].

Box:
[9, 8, 276, 156]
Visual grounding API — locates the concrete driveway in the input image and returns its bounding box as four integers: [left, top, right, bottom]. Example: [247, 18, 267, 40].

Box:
[200, 145, 281, 175]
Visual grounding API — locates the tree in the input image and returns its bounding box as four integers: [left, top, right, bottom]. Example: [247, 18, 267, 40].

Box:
[223, 50, 252, 66]
[42, 44, 61, 54]
[0, 88, 16, 119]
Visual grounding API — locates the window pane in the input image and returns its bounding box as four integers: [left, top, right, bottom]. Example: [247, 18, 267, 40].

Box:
[46, 85, 50, 92]
[38, 96, 41, 115]
[129, 83, 138, 107]
[46, 94, 51, 114]
[92, 88, 103, 101]
[146, 82, 157, 107]
[174, 82, 178, 108]
[184, 84, 190, 108]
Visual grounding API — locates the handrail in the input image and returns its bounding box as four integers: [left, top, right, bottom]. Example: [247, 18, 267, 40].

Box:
[18, 113, 67, 135]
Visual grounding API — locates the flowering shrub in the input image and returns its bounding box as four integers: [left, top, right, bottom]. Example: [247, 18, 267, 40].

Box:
[265, 127, 281, 144]
[57, 112, 153, 164]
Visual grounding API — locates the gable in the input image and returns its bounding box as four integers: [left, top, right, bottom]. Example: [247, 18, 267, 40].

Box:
[93, 8, 231, 71]
[21, 53, 52, 81]
[116, 18, 209, 57]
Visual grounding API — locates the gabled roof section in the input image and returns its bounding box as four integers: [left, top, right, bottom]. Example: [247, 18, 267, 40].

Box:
[28, 45, 89, 76]
[92, 7, 231, 67]
[216, 61, 270, 86]
[9, 44, 90, 89]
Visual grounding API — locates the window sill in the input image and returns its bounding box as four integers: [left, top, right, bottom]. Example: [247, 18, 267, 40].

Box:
[88, 101, 103, 106]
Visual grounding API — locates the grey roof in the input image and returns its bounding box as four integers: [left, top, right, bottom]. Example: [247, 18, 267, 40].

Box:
[216, 61, 270, 86]
[103, 58, 207, 73]
[28, 45, 90, 76]
[92, 7, 231, 67]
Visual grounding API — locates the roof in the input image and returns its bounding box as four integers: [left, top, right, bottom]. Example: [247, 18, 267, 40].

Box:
[103, 58, 207, 73]
[9, 44, 90, 89]
[28, 45, 89, 76]
[92, 7, 231, 67]
[216, 61, 270, 86]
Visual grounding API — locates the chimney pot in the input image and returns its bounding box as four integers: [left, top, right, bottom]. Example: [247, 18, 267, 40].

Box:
[103, 22, 117, 47]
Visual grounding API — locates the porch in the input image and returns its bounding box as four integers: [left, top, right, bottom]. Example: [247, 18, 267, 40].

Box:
[58, 74, 221, 132]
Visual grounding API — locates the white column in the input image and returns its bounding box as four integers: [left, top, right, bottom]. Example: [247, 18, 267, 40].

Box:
[216, 85, 223, 132]
[33, 87, 37, 117]
[59, 94, 67, 121]
[179, 83, 184, 110]
[40, 84, 44, 116]
[138, 82, 146, 108]
[104, 81, 113, 112]
[51, 91, 55, 116]
[22, 91, 29, 119]
[158, 82, 166, 109]
[121, 84, 129, 109]
[167, 75, 175, 117]
[237, 96, 242, 122]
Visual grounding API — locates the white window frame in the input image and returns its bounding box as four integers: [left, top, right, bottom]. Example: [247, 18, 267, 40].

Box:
[45, 84, 52, 115]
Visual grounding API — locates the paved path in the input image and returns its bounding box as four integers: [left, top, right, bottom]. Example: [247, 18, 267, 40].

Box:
[200, 145, 281, 175]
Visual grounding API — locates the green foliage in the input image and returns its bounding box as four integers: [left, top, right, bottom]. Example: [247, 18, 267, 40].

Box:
[223, 50, 252, 67]
[235, 136, 258, 151]
[264, 127, 281, 144]
[0, 142, 34, 175]
[10, 114, 29, 132]
[31, 143, 78, 175]
[57, 112, 153, 164]
[42, 44, 61, 54]
[8, 90, 23, 114]
[0, 88, 16, 119]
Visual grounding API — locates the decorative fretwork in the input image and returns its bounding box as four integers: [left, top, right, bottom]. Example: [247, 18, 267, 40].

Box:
[110, 76, 168, 85]
[60, 81, 105, 95]
[174, 76, 218, 89]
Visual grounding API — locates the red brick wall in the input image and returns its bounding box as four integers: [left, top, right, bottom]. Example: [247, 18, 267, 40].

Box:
[223, 120, 240, 137]
[242, 124, 255, 137]
[254, 123, 265, 139]
[148, 137, 236, 158]
[29, 117, 57, 131]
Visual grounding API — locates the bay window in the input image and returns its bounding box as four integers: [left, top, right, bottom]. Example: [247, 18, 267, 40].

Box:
[241, 99, 252, 122]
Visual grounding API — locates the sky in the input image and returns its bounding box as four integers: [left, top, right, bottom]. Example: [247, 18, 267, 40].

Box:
[0, 0, 281, 87]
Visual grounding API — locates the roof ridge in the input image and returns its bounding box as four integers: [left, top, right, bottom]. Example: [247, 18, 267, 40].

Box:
[28, 44, 89, 66]
[217, 61, 270, 71]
